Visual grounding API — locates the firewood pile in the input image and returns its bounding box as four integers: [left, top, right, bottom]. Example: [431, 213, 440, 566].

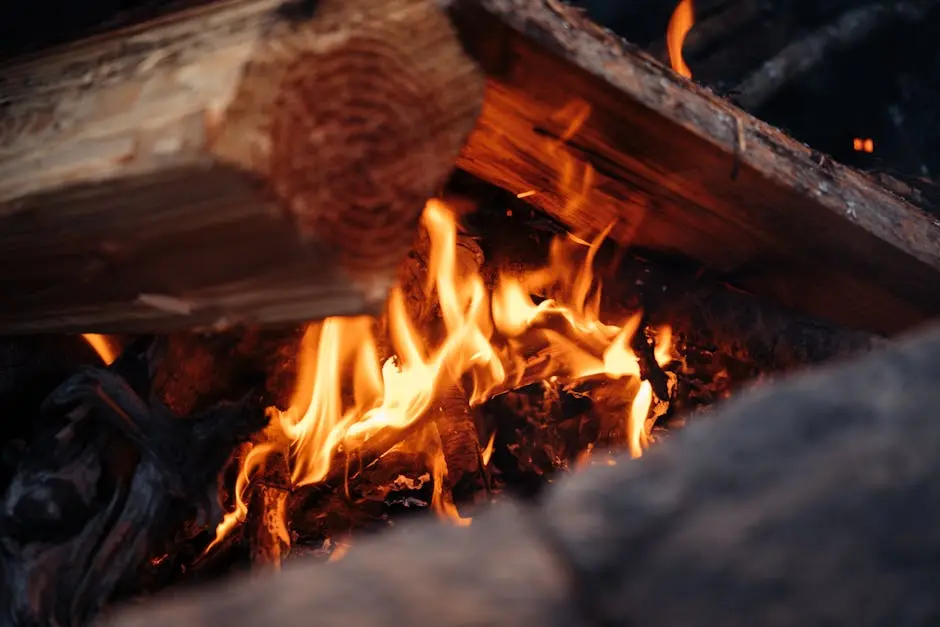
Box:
[1, 0, 940, 625]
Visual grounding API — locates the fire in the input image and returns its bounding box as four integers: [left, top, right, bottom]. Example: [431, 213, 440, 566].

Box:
[210, 198, 673, 555]
[82, 333, 118, 365]
[667, 0, 695, 79]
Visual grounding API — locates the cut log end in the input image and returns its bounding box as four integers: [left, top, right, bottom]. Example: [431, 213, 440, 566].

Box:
[0, 0, 484, 333]
[217, 0, 486, 276]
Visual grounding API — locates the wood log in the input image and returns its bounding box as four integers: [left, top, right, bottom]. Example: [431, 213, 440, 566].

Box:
[441, 0, 940, 336]
[0, 0, 483, 334]
[245, 448, 291, 570]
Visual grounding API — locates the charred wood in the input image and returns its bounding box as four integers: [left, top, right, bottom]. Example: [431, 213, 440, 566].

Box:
[625, 253, 886, 370]
[152, 327, 303, 416]
[0, 346, 266, 626]
[245, 447, 291, 571]
[432, 386, 482, 491]
[0, 336, 103, 492]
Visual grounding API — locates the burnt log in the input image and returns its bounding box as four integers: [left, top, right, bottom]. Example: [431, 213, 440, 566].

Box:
[0, 347, 266, 626]
[109, 318, 940, 627]
[0, 0, 483, 334]
[442, 0, 940, 335]
[0, 336, 103, 495]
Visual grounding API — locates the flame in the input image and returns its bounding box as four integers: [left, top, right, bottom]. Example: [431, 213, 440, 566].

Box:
[667, 0, 695, 78]
[210, 105, 673, 554]
[853, 138, 874, 153]
[82, 334, 118, 365]
[481, 432, 496, 467]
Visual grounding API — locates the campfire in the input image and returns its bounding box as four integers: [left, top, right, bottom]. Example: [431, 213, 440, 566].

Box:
[84, 196, 688, 559]
[3, 173, 880, 624]
[3, 0, 940, 624]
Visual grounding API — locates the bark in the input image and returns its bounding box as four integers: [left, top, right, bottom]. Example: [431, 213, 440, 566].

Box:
[441, 0, 940, 335]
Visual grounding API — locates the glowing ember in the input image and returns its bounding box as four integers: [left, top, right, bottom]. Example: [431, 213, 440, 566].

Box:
[210, 198, 673, 553]
[853, 137, 875, 153]
[667, 0, 695, 79]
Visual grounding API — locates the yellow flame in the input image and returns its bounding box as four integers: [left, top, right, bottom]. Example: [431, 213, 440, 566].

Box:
[667, 0, 695, 78]
[209, 102, 674, 554]
[82, 333, 118, 365]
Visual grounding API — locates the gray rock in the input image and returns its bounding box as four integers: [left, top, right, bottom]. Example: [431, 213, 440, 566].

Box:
[108, 501, 583, 627]
[543, 322, 940, 626]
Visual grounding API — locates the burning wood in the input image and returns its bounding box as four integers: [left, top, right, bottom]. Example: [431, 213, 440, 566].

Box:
[97, 193, 875, 575]
[0, 187, 889, 623]
[443, 0, 940, 335]
[1, 1, 934, 624]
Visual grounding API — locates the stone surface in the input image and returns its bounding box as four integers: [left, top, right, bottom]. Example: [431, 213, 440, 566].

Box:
[108, 501, 582, 627]
[543, 321, 940, 626]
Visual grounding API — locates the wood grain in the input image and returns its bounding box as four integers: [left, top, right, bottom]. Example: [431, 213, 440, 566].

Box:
[0, 0, 484, 333]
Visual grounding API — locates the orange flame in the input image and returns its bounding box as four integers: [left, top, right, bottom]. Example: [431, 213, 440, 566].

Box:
[667, 0, 695, 79]
[82, 334, 118, 365]
[853, 138, 874, 153]
[209, 102, 672, 556]
[210, 198, 672, 551]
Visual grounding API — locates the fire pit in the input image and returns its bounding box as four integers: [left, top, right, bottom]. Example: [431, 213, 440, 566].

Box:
[1, 0, 940, 625]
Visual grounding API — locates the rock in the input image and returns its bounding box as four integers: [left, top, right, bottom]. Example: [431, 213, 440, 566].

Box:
[107, 501, 582, 627]
[542, 321, 940, 626]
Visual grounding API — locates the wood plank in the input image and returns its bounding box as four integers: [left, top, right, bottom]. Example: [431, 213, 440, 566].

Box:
[442, 0, 940, 335]
[0, 0, 483, 333]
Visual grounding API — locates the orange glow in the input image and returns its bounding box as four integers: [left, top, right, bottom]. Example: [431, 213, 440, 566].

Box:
[209, 103, 673, 555]
[82, 333, 118, 365]
[667, 0, 695, 78]
[853, 138, 874, 153]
